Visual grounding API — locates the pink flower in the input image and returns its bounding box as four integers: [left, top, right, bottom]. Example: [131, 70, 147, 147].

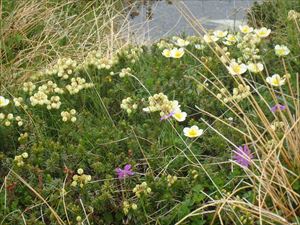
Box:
[160, 111, 175, 121]
[233, 145, 253, 168]
[271, 104, 286, 112]
[115, 164, 134, 179]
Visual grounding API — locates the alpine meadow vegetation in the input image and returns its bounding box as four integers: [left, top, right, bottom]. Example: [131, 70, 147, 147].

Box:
[1, 0, 300, 224]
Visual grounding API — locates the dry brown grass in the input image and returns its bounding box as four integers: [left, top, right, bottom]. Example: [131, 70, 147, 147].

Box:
[0, 0, 131, 90]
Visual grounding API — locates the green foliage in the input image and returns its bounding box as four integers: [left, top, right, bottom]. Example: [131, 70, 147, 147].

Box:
[1, 0, 300, 224]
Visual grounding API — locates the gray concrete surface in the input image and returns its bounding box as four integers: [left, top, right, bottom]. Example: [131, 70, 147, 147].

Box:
[126, 0, 260, 42]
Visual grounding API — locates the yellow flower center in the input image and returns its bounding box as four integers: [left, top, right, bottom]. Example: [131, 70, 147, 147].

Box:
[273, 77, 280, 85]
[242, 28, 249, 33]
[174, 51, 181, 58]
[188, 129, 198, 137]
[259, 31, 266, 36]
[277, 49, 285, 55]
[174, 112, 182, 119]
[232, 65, 241, 74]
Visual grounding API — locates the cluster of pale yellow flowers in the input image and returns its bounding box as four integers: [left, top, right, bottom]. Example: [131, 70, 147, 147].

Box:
[120, 46, 144, 64]
[157, 39, 174, 49]
[61, 109, 77, 122]
[66, 77, 94, 95]
[23, 82, 36, 94]
[0, 113, 23, 127]
[29, 81, 64, 107]
[143, 93, 187, 121]
[133, 182, 152, 198]
[288, 10, 300, 21]
[270, 121, 285, 131]
[0, 96, 25, 127]
[46, 96, 61, 110]
[167, 175, 177, 187]
[122, 201, 138, 215]
[13, 97, 26, 108]
[120, 97, 138, 114]
[38, 81, 64, 95]
[83, 50, 119, 70]
[119, 67, 132, 78]
[71, 168, 92, 188]
[46, 58, 77, 80]
[142, 93, 204, 138]
[14, 152, 28, 167]
[18, 132, 28, 142]
[217, 85, 251, 103]
[30, 91, 49, 106]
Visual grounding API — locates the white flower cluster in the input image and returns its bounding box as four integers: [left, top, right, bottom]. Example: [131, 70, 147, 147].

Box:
[217, 84, 251, 103]
[84, 50, 119, 70]
[270, 121, 285, 131]
[186, 35, 202, 44]
[0, 113, 23, 127]
[18, 132, 29, 142]
[215, 46, 231, 64]
[119, 67, 132, 78]
[30, 91, 49, 106]
[66, 77, 94, 95]
[46, 58, 77, 80]
[133, 182, 151, 198]
[13, 97, 27, 108]
[120, 97, 138, 114]
[61, 109, 77, 122]
[38, 81, 64, 94]
[157, 39, 174, 49]
[14, 152, 28, 167]
[142, 93, 179, 117]
[27, 81, 64, 109]
[71, 168, 91, 188]
[236, 32, 261, 61]
[288, 10, 300, 21]
[23, 82, 36, 94]
[122, 201, 138, 215]
[47, 96, 61, 110]
[121, 46, 143, 64]
[167, 175, 178, 187]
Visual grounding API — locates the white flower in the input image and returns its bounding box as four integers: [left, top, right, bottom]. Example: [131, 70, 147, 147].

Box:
[77, 168, 84, 175]
[223, 34, 237, 46]
[239, 25, 254, 34]
[275, 45, 290, 56]
[203, 34, 219, 43]
[22, 152, 28, 158]
[255, 27, 271, 38]
[195, 44, 205, 50]
[162, 49, 171, 58]
[176, 38, 190, 47]
[213, 30, 228, 38]
[170, 48, 185, 58]
[247, 62, 264, 73]
[172, 111, 187, 122]
[142, 107, 151, 112]
[266, 74, 286, 87]
[227, 62, 247, 75]
[0, 96, 9, 107]
[183, 125, 203, 138]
